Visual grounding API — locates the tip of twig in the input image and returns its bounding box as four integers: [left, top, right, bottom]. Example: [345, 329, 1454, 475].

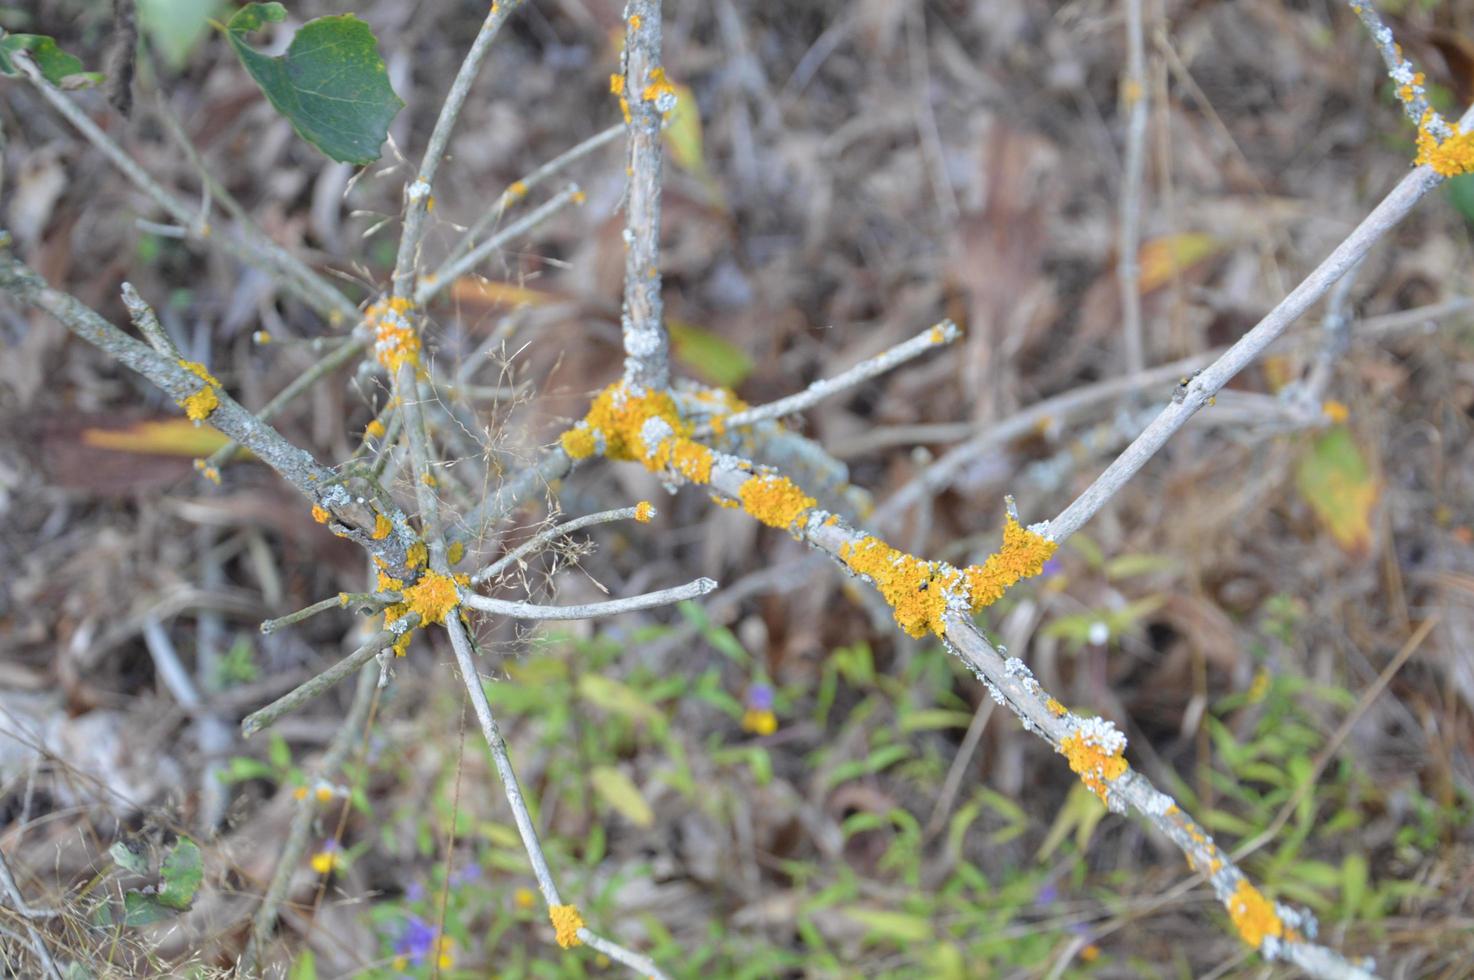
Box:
[695, 577, 718, 594]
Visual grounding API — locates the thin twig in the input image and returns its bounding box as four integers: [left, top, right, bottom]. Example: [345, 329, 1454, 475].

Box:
[203, 338, 367, 472]
[1118, 0, 1149, 377]
[442, 617, 669, 979]
[120, 281, 178, 357]
[697, 320, 960, 435]
[618, 0, 672, 389]
[0, 848, 63, 980]
[471, 505, 649, 586]
[15, 54, 357, 324]
[239, 663, 378, 975]
[444, 123, 622, 270]
[240, 619, 413, 739]
[417, 183, 585, 305]
[461, 577, 716, 620]
[259, 592, 395, 635]
[390, 0, 529, 300]
[1047, 141, 1462, 543]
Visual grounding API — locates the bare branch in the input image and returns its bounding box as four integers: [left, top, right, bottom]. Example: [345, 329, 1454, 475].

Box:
[15, 55, 358, 324]
[462, 577, 716, 620]
[240, 618, 415, 739]
[1047, 155, 1451, 544]
[390, 0, 529, 300]
[417, 183, 585, 305]
[445, 122, 622, 270]
[239, 663, 378, 975]
[471, 504, 652, 585]
[699, 320, 960, 435]
[1117, 0, 1149, 376]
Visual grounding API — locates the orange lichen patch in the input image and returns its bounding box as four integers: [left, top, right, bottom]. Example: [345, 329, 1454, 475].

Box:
[177, 360, 220, 422]
[962, 516, 1057, 611]
[610, 73, 631, 124]
[549, 904, 584, 949]
[447, 540, 465, 565]
[376, 570, 404, 594]
[505, 180, 528, 202]
[634, 500, 655, 523]
[576, 383, 689, 462]
[1059, 720, 1129, 803]
[1226, 879, 1284, 948]
[711, 494, 740, 509]
[407, 540, 428, 569]
[400, 570, 460, 626]
[628, 13, 641, 29]
[1046, 698, 1068, 717]
[365, 419, 387, 439]
[641, 66, 677, 109]
[422, 472, 437, 487]
[312, 505, 330, 525]
[560, 426, 598, 460]
[1416, 118, 1474, 177]
[367, 295, 421, 374]
[372, 513, 392, 540]
[839, 535, 961, 638]
[649, 435, 714, 483]
[739, 474, 816, 532]
[1321, 400, 1349, 424]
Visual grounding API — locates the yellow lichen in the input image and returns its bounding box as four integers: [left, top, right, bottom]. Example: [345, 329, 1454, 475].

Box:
[628, 13, 641, 29]
[366, 295, 421, 374]
[365, 419, 387, 439]
[1416, 118, 1474, 177]
[1226, 879, 1283, 948]
[739, 474, 816, 532]
[642, 66, 677, 109]
[634, 500, 655, 523]
[401, 570, 460, 626]
[407, 540, 428, 569]
[648, 436, 714, 483]
[177, 360, 220, 422]
[1321, 400, 1349, 424]
[372, 514, 392, 540]
[376, 570, 404, 593]
[312, 505, 330, 525]
[610, 73, 631, 124]
[1046, 698, 1068, 717]
[447, 540, 465, 565]
[962, 516, 1057, 611]
[422, 472, 437, 487]
[1060, 727, 1129, 803]
[506, 180, 528, 202]
[561, 425, 598, 459]
[549, 904, 584, 948]
[838, 535, 960, 638]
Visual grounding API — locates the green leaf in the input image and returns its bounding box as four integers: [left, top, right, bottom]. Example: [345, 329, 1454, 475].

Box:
[140, 0, 223, 69]
[224, 3, 402, 164]
[898, 708, 974, 732]
[157, 838, 202, 910]
[588, 765, 654, 827]
[1447, 173, 1474, 228]
[123, 891, 180, 927]
[0, 34, 101, 86]
[841, 907, 933, 944]
[668, 319, 754, 388]
[577, 674, 663, 728]
[109, 841, 149, 876]
[288, 950, 318, 980]
[1295, 426, 1379, 554]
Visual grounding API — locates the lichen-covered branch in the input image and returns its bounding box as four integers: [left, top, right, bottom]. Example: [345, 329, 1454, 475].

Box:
[616, 0, 674, 389]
